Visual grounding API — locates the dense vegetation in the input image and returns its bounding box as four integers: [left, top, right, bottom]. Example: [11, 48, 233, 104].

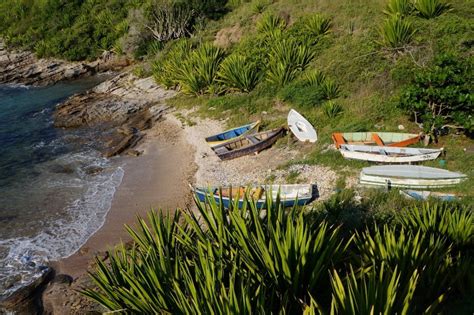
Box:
[84, 192, 473, 313]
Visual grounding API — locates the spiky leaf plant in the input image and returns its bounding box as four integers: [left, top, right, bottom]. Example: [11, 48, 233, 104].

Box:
[266, 38, 315, 87]
[413, 0, 451, 18]
[330, 264, 423, 315]
[321, 79, 340, 99]
[304, 14, 332, 37]
[384, 0, 413, 16]
[378, 13, 416, 49]
[152, 39, 193, 88]
[355, 225, 450, 311]
[176, 43, 226, 95]
[217, 54, 261, 92]
[303, 70, 326, 87]
[83, 189, 351, 313]
[257, 13, 287, 34]
[324, 101, 344, 118]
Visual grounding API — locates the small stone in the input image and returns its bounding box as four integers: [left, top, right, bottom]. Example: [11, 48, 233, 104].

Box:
[398, 124, 405, 130]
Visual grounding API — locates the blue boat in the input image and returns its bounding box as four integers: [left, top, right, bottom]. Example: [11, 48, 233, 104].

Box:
[400, 190, 457, 201]
[205, 121, 260, 147]
[192, 184, 314, 209]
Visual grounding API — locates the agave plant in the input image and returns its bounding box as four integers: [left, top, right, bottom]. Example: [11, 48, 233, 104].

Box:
[266, 38, 315, 87]
[324, 101, 344, 118]
[384, 0, 413, 16]
[256, 13, 287, 34]
[303, 70, 326, 87]
[321, 79, 340, 99]
[152, 39, 193, 88]
[330, 264, 423, 315]
[304, 14, 332, 37]
[378, 13, 416, 49]
[176, 43, 226, 95]
[413, 0, 451, 18]
[217, 54, 261, 92]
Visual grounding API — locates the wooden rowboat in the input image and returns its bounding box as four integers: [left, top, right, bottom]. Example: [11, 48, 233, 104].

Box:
[400, 190, 457, 201]
[192, 184, 314, 208]
[360, 165, 466, 188]
[332, 132, 421, 149]
[339, 144, 442, 163]
[212, 127, 285, 160]
[205, 121, 260, 147]
[287, 109, 317, 143]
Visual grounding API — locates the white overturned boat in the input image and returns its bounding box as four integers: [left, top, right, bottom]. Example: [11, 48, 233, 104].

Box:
[339, 144, 442, 163]
[360, 165, 466, 188]
[288, 109, 317, 143]
[400, 190, 457, 201]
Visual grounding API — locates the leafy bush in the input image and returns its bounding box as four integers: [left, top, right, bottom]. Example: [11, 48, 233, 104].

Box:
[384, 0, 413, 16]
[152, 39, 194, 88]
[321, 79, 341, 99]
[323, 100, 344, 118]
[302, 70, 326, 87]
[378, 13, 416, 49]
[217, 54, 261, 92]
[399, 53, 474, 136]
[413, 0, 451, 19]
[256, 13, 287, 34]
[177, 43, 226, 95]
[266, 38, 315, 87]
[303, 14, 332, 37]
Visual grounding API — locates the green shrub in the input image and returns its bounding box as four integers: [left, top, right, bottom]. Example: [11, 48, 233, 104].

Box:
[413, 0, 451, 18]
[321, 79, 341, 99]
[323, 100, 344, 118]
[177, 43, 226, 95]
[303, 14, 332, 37]
[251, 0, 271, 14]
[278, 82, 326, 108]
[152, 39, 194, 88]
[302, 70, 326, 87]
[266, 38, 315, 87]
[217, 54, 261, 92]
[384, 0, 413, 16]
[378, 13, 416, 49]
[330, 264, 423, 315]
[256, 13, 287, 34]
[399, 53, 474, 136]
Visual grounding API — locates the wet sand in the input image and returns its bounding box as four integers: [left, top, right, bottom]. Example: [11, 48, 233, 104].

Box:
[53, 118, 196, 278]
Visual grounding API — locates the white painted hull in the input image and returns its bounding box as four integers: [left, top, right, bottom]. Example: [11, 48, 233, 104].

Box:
[339, 144, 442, 163]
[288, 109, 317, 143]
[399, 190, 457, 201]
[360, 165, 466, 188]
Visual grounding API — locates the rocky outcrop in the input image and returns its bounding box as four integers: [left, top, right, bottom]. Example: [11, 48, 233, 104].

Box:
[54, 73, 176, 157]
[0, 40, 130, 86]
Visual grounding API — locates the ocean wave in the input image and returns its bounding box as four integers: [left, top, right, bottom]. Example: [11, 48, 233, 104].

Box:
[0, 153, 124, 299]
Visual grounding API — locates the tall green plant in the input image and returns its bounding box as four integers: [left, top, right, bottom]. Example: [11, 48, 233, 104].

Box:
[266, 38, 315, 87]
[413, 0, 451, 18]
[384, 0, 412, 16]
[304, 14, 332, 37]
[256, 13, 286, 34]
[217, 54, 261, 92]
[378, 13, 416, 48]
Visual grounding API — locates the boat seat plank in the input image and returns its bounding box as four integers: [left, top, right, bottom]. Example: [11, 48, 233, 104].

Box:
[372, 133, 385, 146]
[214, 146, 229, 154]
[247, 136, 260, 144]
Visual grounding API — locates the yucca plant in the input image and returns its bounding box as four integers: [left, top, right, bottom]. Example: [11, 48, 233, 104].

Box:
[384, 0, 413, 16]
[330, 264, 423, 315]
[176, 43, 226, 95]
[413, 0, 451, 18]
[303, 70, 326, 87]
[152, 39, 193, 88]
[378, 13, 416, 49]
[217, 54, 261, 92]
[324, 101, 344, 118]
[257, 13, 286, 34]
[266, 38, 315, 87]
[321, 79, 340, 99]
[355, 225, 451, 311]
[304, 14, 332, 37]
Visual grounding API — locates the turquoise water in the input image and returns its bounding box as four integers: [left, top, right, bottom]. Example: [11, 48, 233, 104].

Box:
[0, 80, 123, 299]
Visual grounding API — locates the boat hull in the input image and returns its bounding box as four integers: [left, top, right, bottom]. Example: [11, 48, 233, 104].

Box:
[400, 190, 457, 201]
[339, 144, 442, 163]
[288, 109, 317, 143]
[193, 185, 314, 208]
[205, 121, 260, 147]
[360, 165, 466, 188]
[212, 128, 285, 160]
[333, 132, 420, 149]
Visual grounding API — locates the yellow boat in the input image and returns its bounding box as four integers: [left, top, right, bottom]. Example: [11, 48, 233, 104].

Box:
[205, 121, 260, 147]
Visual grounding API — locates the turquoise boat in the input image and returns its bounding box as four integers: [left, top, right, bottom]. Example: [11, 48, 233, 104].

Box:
[205, 121, 260, 147]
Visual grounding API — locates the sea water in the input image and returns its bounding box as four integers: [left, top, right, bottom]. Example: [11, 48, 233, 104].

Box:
[0, 80, 124, 300]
